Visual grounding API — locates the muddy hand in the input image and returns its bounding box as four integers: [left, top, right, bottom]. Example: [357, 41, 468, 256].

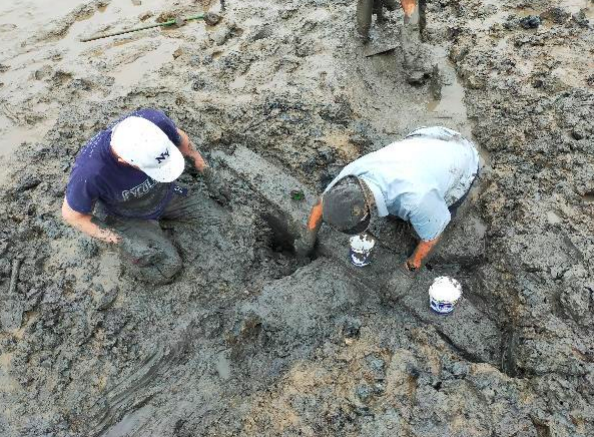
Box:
[294, 229, 317, 258]
[204, 13, 222, 26]
[203, 167, 231, 206]
[404, 257, 421, 272]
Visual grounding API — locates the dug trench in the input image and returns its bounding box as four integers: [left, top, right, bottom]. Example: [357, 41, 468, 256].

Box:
[0, 0, 593, 436]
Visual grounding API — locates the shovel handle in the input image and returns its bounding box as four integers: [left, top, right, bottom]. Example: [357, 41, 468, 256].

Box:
[80, 13, 205, 42]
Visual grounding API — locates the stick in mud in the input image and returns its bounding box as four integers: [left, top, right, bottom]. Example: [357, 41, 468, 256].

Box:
[8, 258, 22, 296]
[1, 258, 23, 331]
[80, 13, 221, 42]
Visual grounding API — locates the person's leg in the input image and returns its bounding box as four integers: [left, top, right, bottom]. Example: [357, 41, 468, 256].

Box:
[383, 0, 398, 11]
[160, 187, 202, 224]
[104, 217, 182, 285]
[401, 0, 418, 24]
[419, 0, 427, 34]
[356, 0, 375, 40]
[374, 0, 385, 23]
[159, 188, 206, 262]
[399, 0, 435, 85]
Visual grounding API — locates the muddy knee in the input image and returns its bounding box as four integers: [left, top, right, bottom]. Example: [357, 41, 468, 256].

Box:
[124, 250, 182, 285]
[120, 237, 183, 285]
[155, 249, 183, 284]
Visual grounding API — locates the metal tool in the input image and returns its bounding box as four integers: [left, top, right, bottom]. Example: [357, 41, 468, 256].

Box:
[81, 12, 221, 42]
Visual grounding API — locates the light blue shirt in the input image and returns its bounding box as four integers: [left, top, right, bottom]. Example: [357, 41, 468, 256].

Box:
[325, 127, 479, 241]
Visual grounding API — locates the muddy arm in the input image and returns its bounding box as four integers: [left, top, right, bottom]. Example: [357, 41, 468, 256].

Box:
[178, 129, 231, 205]
[178, 130, 231, 205]
[405, 236, 440, 270]
[295, 198, 324, 256]
[62, 198, 120, 244]
[177, 129, 207, 172]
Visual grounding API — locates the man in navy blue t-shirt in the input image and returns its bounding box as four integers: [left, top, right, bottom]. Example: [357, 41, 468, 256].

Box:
[62, 108, 214, 284]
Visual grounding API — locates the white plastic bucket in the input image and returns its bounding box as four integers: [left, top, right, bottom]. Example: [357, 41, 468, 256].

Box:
[429, 276, 462, 315]
[349, 233, 376, 267]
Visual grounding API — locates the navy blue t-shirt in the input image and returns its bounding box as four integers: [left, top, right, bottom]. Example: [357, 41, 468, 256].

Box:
[66, 109, 183, 220]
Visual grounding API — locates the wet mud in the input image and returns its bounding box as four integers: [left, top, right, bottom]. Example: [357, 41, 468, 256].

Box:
[1, 0, 594, 435]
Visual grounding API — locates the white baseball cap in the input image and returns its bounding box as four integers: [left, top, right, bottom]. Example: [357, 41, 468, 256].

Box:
[111, 116, 185, 183]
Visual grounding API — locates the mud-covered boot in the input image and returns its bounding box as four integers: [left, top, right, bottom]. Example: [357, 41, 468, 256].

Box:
[400, 22, 434, 85]
[373, 0, 386, 24]
[356, 0, 374, 43]
[383, 0, 398, 11]
[118, 224, 183, 285]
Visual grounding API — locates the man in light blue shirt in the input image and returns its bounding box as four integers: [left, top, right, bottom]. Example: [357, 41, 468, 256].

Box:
[301, 127, 480, 270]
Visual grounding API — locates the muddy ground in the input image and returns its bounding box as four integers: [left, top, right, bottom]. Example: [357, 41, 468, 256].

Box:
[0, 0, 593, 435]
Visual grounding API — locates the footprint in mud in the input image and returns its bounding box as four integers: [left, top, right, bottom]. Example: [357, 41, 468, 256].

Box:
[0, 24, 17, 32]
[90, 333, 192, 434]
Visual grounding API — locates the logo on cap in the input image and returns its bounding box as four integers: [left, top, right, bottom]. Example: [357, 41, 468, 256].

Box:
[155, 149, 170, 164]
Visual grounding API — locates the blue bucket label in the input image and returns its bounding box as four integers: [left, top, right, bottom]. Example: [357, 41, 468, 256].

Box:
[430, 297, 456, 314]
[350, 249, 371, 267]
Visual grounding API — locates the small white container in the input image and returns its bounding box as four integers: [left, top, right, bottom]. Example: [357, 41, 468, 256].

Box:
[429, 276, 463, 315]
[349, 233, 376, 267]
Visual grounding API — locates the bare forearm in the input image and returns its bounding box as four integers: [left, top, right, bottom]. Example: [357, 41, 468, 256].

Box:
[69, 215, 120, 243]
[177, 129, 207, 172]
[62, 198, 120, 243]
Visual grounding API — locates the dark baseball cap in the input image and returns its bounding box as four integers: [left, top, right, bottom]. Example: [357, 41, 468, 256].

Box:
[322, 177, 371, 235]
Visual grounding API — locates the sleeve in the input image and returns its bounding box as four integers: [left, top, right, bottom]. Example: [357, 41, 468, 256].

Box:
[134, 109, 182, 147]
[405, 126, 462, 143]
[408, 190, 451, 241]
[65, 172, 100, 214]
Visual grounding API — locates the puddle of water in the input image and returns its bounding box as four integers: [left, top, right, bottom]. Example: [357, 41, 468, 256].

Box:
[0, 0, 82, 45]
[0, 112, 54, 156]
[515, 1, 593, 19]
[547, 45, 591, 87]
[0, 0, 209, 158]
[229, 75, 247, 90]
[423, 45, 466, 117]
[583, 194, 594, 204]
[426, 51, 493, 171]
[426, 66, 466, 118]
[109, 39, 179, 89]
[104, 404, 155, 437]
[547, 210, 563, 224]
[0, 352, 20, 394]
[0, 0, 172, 84]
[561, 0, 593, 15]
[215, 352, 231, 380]
[74, 0, 166, 42]
[478, 145, 492, 171]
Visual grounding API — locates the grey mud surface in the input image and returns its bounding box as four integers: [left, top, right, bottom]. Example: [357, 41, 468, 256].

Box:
[1, 0, 594, 435]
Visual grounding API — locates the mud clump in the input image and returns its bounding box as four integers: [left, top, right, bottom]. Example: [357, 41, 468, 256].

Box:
[0, 0, 594, 436]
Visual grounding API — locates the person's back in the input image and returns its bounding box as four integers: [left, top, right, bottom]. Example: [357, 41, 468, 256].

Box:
[61, 108, 217, 284]
[66, 109, 182, 220]
[302, 126, 480, 271]
[326, 132, 479, 221]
